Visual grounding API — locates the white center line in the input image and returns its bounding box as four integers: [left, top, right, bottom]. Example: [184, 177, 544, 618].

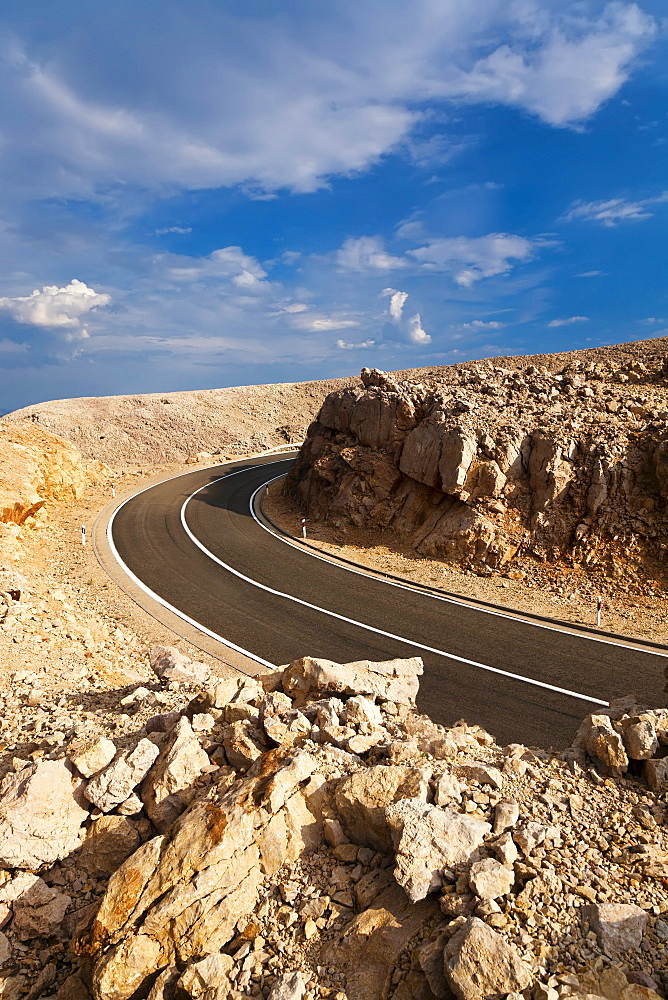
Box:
[181, 473, 610, 707]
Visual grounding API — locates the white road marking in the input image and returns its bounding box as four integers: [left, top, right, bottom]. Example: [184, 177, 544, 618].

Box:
[251, 473, 668, 658]
[180, 474, 611, 706]
[106, 465, 277, 670]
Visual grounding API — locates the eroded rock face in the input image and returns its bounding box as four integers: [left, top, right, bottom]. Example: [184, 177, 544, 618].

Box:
[284, 366, 668, 579]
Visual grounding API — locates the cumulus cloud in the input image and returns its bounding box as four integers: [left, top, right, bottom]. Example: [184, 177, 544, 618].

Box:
[336, 237, 406, 272]
[547, 315, 589, 327]
[0, 279, 110, 338]
[166, 246, 269, 291]
[381, 287, 409, 322]
[336, 338, 376, 350]
[407, 313, 431, 344]
[408, 234, 535, 286]
[563, 191, 668, 226]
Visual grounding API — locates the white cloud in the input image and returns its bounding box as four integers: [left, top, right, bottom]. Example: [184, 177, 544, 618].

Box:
[576, 270, 605, 277]
[336, 237, 406, 272]
[407, 313, 431, 344]
[564, 190, 668, 226]
[293, 314, 360, 332]
[0, 2, 652, 201]
[281, 302, 308, 314]
[641, 317, 667, 324]
[547, 315, 589, 327]
[408, 233, 535, 285]
[155, 226, 192, 235]
[165, 246, 269, 291]
[381, 287, 409, 322]
[442, 3, 656, 127]
[459, 319, 505, 330]
[0, 279, 110, 338]
[336, 338, 376, 350]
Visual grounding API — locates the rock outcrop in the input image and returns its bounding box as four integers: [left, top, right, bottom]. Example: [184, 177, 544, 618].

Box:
[285, 363, 668, 584]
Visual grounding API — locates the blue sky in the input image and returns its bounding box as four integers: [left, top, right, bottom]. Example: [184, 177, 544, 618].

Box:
[0, 1, 667, 411]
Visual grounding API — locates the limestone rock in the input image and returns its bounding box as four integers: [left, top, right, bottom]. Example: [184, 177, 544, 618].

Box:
[141, 717, 210, 832]
[11, 877, 71, 940]
[619, 716, 659, 760]
[586, 902, 648, 955]
[282, 655, 423, 707]
[493, 799, 519, 834]
[572, 714, 629, 775]
[320, 883, 438, 1000]
[77, 816, 142, 877]
[443, 917, 533, 1000]
[334, 765, 430, 852]
[222, 719, 269, 771]
[385, 800, 491, 902]
[0, 759, 89, 869]
[268, 971, 306, 1000]
[0, 930, 10, 965]
[456, 763, 504, 789]
[85, 738, 160, 812]
[149, 645, 210, 685]
[468, 858, 513, 901]
[69, 737, 117, 778]
[76, 749, 323, 1000]
[434, 773, 463, 806]
[177, 953, 234, 998]
[643, 757, 668, 792]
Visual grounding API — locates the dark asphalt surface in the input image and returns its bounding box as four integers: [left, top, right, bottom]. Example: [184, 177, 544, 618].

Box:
[110, 456, 667, 749]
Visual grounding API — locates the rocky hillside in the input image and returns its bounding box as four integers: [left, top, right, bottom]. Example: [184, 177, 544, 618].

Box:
[3, 379, 357, 469]
[286, 354, 668, 590]
[1, 646, 668, 999]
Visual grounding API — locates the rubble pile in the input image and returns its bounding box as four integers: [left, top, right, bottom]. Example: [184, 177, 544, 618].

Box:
[0, 646, 667, 999]
[285, 363, 668, 591]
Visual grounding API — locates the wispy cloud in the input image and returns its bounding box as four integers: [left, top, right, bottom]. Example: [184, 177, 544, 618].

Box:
[336, 237, 406, 272]
[408, 234, 536, 286]
[576, 270, 605, 277]
[458, 319, 505, 331]
[563, 191, 668, 226]
[155, 226, 192, 235]
[547, 315, 589, 328]
[293, 314, 359, 332]
[336, 338, 375, 350]
[0, 279, 110, 339]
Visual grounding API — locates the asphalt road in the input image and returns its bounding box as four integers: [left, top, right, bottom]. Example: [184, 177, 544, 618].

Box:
[109, 456, 667, 749]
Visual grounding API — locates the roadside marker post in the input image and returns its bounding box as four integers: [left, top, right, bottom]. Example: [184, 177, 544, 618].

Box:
[81, 526, 87, 546]
[597, 595, 602, 628]
[111, 484, 116, 498]
[301, 517, 308, 540]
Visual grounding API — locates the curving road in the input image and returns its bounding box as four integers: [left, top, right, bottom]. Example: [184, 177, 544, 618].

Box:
[106, 455, 667, 748]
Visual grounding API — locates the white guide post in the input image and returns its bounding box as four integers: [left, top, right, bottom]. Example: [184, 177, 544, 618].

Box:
[301, 517, 307, 540]
[81, 525, 87, 546]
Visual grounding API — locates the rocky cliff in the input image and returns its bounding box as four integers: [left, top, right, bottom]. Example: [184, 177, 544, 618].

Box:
[0, 421, 110, 561]
[285, 359, 668, 587]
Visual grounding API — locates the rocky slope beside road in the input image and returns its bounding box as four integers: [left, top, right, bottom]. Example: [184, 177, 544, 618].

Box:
[1, 647, 668, 1000]
[286, 357, 668, 593]
[3, 379, 358, 469]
